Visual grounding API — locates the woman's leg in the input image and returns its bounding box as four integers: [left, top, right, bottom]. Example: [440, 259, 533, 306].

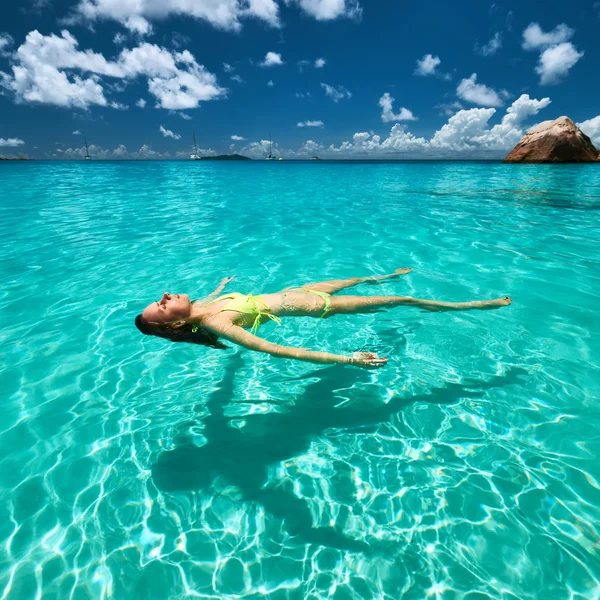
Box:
[329, 294, 512, 315]
[300, 268, 412, 294]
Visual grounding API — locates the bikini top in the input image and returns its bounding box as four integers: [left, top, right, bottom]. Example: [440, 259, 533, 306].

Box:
[204, 292, 282, 333]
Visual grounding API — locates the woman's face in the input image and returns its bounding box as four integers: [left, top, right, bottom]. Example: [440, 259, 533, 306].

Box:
[141, 293, 191, 323]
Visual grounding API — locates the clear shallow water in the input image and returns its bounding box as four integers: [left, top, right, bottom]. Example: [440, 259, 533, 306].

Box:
[1, 160, 600, 599]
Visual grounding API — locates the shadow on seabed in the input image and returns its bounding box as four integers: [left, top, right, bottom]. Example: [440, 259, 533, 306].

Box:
[151, 352, 526, 554]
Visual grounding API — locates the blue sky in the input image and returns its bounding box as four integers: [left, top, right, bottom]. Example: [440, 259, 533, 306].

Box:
[1, 0, 599, 158]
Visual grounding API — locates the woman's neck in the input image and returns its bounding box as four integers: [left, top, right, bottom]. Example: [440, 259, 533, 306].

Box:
[188, 302, 211, 321]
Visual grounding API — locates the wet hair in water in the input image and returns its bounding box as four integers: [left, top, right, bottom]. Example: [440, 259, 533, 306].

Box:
[134, 315, 229, 350]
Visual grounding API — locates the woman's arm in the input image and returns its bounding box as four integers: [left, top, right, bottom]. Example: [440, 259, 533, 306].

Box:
[214, 325, 387, 369]
[199, 277, 235, 304]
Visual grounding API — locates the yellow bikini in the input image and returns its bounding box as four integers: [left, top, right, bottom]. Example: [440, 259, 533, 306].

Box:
[206, 289, 332, 334]
[302, 289, 332, 318]
[207, 293, 281, 333]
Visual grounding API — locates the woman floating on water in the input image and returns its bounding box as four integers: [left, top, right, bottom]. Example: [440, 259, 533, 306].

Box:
[135, 268, 511, 369]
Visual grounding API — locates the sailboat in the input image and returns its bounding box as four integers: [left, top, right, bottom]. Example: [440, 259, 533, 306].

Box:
[265, 134, 276, 160]
[84, 137, 91, 160]
[190, 133, 201, 160]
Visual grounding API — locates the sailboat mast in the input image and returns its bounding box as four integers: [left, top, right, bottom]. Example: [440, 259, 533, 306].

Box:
[269, 134, 272, 158]
[84, 136, 91, 159]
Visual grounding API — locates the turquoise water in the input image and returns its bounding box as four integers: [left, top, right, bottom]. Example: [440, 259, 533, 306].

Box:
[1, 160, 600, 599]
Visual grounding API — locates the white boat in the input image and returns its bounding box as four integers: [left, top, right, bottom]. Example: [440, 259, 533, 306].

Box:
[190, 133, 202, 160]
[84, 137, 91, 160]
[265, 135, 276, 160]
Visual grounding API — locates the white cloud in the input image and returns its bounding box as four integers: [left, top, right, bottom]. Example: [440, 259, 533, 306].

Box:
[223, 62, 234, 72]
[431, 94, 550, 151]
[113, 144, 128, 156]
[231, 74, 243, 83]
[297, 120, 323, 127]
[502, 94, 551, 126]
[321, 93, 552, 157]
[239, 138, 281, 158]
[522, 23, 582, 85]
[477, 32, 502, 56]
[73, 0, 280, 34]
[535, 42, 584, 85]
[522, 23, 574, 50]
[297, 139, 324, 155]
[168, 109, 191, 119]
[231, 95, 550, 159]
[0, 30, 224, 110]
[578, 116, 600, 146]
[260, 51, 283, 67]
[295, 91, 311, 98]
[379, 92, 417, 122]
[55, 142, 217, 160]
[267, 79, 274, 86]
[159, 125, 181, 139]
[321, 83, 351, 102]
[286, 0, 361, 21]
[113, 32, 127, 45]
[0, 33, 14, 56]
[246, 0, 281, 26]
[73, 129, 81, 134]
[299, 57, 326, 71]
[0, 31, 109, 108]
[469, 94, 551, 149]
[415, 54, 441, 76]
[0, 137, 24, 147]
[176, 146, 217, 158]
[125, 144, 164, 158]
[231, 134, 246, 140]
[456, 73, 504, 107]
[136, 98, 146, 108]
[436, 101, 463, 117]
[130, 47, 224, 110]
[429, 108, 496, 148]
[170, 32, 191, 50]
[70, 0, 362, 34]
[326, 126, 427, 156]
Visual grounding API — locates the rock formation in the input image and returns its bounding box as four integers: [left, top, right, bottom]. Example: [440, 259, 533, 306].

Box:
[504, 116, 599, 163]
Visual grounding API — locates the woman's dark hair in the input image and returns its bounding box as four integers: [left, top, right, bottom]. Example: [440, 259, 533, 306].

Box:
[134, 315, 228, 349]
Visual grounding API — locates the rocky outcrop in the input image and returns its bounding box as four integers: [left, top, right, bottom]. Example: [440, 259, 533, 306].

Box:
[504, 116, 599, 163]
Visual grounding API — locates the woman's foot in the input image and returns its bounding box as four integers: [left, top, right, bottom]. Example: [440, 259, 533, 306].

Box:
[420, 297, 512, 312]
[475, 296, 512, 310]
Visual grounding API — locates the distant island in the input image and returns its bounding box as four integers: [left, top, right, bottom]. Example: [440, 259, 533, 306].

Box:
[201, 154, 251, 161]
[0, 157, 30, 161]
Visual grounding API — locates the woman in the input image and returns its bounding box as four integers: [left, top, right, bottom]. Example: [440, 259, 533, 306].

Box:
[135, 268, 511, 369]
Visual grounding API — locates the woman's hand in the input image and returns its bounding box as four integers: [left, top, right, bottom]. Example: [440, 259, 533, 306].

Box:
[350, 352, 388, 369]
